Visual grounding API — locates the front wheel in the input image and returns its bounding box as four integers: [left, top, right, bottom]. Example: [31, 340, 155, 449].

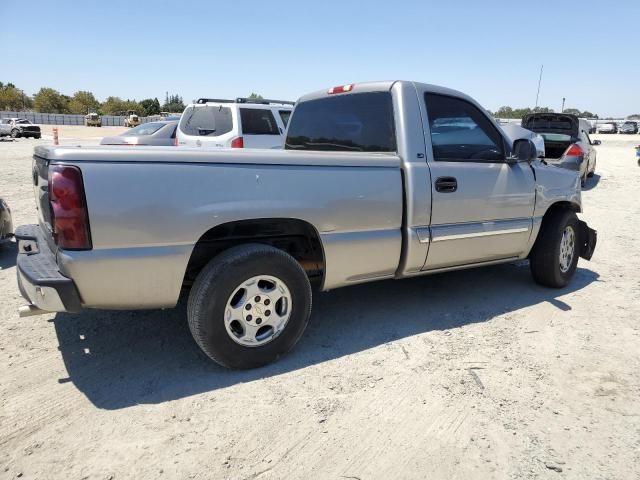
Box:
[187, 244, 312, 369]
[530, 209, 580, 288]
[10, 129, 20, 138]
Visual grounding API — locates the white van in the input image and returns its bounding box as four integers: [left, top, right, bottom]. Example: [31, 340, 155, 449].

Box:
[176, 97, 293, 149]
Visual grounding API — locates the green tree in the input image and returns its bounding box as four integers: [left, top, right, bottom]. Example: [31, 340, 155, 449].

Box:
[68, 90, 100, 114]
[139, 98, 161, 116]
[101, 96, 128, 115]
[627, 114, 640, 120]
[247, 92, 264, 100]
[33, 87, 69, 113]
[0, 83, 31, 110]
[162, 93, 185, 113]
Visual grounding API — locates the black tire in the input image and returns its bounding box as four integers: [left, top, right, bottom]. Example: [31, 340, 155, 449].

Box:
[530, 209, 580, 288]
[10, 129, 20, 138]
[187, 243, 312, 369]
[34, 134, 41, 139]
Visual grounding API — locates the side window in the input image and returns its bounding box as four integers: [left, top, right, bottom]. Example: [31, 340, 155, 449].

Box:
[240, 108, 279, 135]
[424, 93, 505, 162]
[279, 110, 291, 127]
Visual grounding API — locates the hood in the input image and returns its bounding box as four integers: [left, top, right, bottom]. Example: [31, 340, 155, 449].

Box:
[522, 113, 579, 138]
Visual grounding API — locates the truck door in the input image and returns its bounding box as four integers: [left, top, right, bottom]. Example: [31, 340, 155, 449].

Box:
[420, 92, 536, 270]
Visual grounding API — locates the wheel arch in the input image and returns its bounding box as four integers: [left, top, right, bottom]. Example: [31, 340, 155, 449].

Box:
[183, 217, 326, 289]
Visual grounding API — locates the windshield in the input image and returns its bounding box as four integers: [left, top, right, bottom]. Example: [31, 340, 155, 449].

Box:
[122, 122, 166, 136]
[285, 92, 396, 152]
[15, 119, 32, 124]
[179, 105, 233, 137]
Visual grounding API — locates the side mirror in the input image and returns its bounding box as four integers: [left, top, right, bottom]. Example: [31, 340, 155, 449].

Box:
[592, 140, 601, 146]
[507, 139, 537, 164]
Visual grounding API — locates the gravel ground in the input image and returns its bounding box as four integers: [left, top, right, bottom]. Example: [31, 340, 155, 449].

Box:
[0, 129, 639, 480]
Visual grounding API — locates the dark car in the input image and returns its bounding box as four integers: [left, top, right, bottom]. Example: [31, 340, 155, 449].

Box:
[0, 118, 41, 139]
[100, 120, 178, 146]
[619, 121, 638, 134]
[0, 197, 13, 244]
[522, 113, 599, 187]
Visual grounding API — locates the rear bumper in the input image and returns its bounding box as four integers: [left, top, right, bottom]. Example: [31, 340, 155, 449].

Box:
[578, 220, 597, 261]
[15, 224, 82, 313]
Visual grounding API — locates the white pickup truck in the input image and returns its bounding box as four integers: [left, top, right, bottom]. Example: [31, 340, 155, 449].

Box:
[16, 81, 596, 368]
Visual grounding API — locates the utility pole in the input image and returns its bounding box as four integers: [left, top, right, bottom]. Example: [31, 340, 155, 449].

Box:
[561, 97, 566, 113]
[535, 64, 543, 108]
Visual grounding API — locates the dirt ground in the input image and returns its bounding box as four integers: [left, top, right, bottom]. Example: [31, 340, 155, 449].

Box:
[1, 128, 639, 480]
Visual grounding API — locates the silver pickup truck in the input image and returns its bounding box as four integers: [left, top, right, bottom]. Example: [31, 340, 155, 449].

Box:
[16, 81, 597, 368]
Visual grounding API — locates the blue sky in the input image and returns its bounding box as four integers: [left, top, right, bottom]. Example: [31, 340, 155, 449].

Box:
[2, 0, 638, 117]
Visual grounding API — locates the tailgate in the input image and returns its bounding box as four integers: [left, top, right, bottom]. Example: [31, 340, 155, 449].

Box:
[32, 154, 55, 249]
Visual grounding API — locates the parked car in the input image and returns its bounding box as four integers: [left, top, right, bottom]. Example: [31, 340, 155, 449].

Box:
[84, 113, 102, 127]
[124, 110, 140, 128]
[16, 81, 597, 369]
[619, 121, 638, 134]
[0, 197, 13, 245]
[176, 97, 293, 149]
[597, 122, 617, 134]
[100, 120, 178, 146]
[522, 113, 599, 187]
[0, 118, 41, 139]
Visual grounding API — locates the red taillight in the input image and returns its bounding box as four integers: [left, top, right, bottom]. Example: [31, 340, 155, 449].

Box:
[564, 143, 584, 157]
[328, 84, 353, 94]
[231, 136, 244, 148]
[49, 165, 92, 250]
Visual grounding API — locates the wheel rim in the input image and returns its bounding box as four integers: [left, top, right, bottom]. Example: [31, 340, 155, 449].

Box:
[223, 275, 292, 348]
[559, 226, 576, 273]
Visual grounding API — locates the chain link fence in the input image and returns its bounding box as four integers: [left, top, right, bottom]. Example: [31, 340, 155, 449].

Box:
[0, 111, 161, 126]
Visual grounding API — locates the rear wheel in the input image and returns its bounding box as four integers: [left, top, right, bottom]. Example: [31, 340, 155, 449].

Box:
[187, 244, 312, 369]
[530, 209, 580, 288]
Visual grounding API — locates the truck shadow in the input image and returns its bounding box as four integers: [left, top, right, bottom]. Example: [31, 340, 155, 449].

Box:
[0, 240, 17, 269]
[52, 263, 599, 410]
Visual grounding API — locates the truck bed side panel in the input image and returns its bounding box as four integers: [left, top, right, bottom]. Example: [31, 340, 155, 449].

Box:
[52, 155, 403, 308]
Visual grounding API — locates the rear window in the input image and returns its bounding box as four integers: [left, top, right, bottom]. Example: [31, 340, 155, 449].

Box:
[539, 133, 572, 142]
[123, 122, 166, 136]
[285, 92, 396, 152]
[179, 106, 233, 136]
[240, 108, 279, 135]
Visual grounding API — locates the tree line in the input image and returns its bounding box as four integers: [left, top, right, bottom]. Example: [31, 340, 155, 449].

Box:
[492, 105, 600, 119]
[0, 81, 185, 116]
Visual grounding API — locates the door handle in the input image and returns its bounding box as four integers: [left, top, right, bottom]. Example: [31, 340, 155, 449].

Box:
[435, 176, 457, 193]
